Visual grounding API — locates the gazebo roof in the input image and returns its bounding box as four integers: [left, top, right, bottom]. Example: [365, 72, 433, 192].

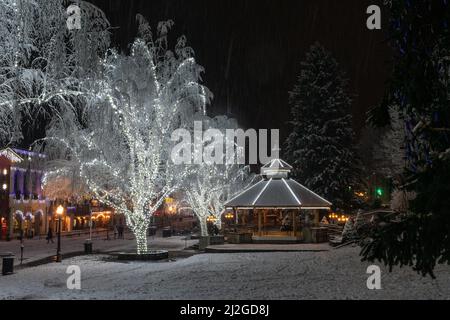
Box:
[225, 158, 331, 209]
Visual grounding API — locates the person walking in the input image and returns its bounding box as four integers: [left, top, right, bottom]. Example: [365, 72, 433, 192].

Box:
[113, 225, 118, 240]
[118, 225, 124, 239]
[46, 227, 54, 244]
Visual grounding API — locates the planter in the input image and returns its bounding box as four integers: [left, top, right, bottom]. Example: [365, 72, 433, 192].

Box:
[209, 235, 224, 245]
[311, 227, 328, 243]
[226, 232, 252, 244]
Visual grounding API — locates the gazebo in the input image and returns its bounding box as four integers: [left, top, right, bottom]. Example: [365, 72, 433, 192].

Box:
[224, 158, 331, 242]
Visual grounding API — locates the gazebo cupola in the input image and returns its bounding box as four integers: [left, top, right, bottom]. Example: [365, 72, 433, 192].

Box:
[260, 158, 293, 179]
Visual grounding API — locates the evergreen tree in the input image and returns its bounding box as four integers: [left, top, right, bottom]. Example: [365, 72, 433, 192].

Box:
[342, 218, 356, 242]
[362, 0, 450, 277]
[284, 43, 359, 210]
[373, 106, 406, 180]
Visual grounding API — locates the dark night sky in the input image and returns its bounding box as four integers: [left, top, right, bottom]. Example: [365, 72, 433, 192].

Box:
[91, 0, 392, 140]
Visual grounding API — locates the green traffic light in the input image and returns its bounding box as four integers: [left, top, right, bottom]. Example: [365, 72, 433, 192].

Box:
[376, 187, 383, 196]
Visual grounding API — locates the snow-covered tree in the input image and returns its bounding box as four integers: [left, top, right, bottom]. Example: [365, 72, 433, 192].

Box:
[342, 218, 356, 241]
[0, 0, 110, 144]
[284, 43, 360, 210]
[353, 211, 365, 229]
[37, 20, 211, 254]
[43, 172, 89, 201]
[183, 115, 255, 236]
[373, 106, 406, 179]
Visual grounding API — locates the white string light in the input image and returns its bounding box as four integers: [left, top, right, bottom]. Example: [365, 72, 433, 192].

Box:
[42, 34, 210, 254]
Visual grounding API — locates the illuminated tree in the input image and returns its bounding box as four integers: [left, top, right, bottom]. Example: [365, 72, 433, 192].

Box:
[183, 115, 255, 236]
[0, 0, 110, 144]
[39, 20, 211, 254]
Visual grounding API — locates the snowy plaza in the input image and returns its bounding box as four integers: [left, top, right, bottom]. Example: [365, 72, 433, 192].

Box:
[1, 244, 449, 300]
[1, 0, 450, 304]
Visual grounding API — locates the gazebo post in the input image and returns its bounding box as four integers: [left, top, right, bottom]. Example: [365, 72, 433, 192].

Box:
[314, 209, 320, 225]
[263, 210, 267, 235]
[258, 210, 262, 236]
[292, 210, 296, 237]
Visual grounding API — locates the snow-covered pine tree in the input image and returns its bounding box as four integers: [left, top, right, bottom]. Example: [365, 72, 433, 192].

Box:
[373, 106, 406, 179]
[342, 218, 356, 241]
[362, 0, 450, 278]
[284, 43, 359, 210]
[353, 210, 365, 230]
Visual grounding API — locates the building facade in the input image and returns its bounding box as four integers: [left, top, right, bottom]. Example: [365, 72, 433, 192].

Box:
[0, 148, 50, 240]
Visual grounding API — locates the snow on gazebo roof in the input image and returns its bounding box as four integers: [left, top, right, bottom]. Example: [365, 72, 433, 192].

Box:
[261, 158, 292, 170]
[225, 158, 331, 209]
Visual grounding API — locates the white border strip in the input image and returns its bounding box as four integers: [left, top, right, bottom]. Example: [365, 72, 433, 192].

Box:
[290, 179, 332, 205]
[225, 180, 264, 205]
[282, 178, 301, 205]
[252, 178, 272, 205]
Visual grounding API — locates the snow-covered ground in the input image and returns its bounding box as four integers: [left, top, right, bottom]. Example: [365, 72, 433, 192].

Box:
[0, 234, 197, 266]
[1, 245, 449, 300]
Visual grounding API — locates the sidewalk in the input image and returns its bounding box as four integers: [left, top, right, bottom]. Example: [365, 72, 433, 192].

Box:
[0, 232, 197, 267]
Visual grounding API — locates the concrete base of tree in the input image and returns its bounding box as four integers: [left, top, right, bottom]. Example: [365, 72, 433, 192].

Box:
[116, 250, 169, 261]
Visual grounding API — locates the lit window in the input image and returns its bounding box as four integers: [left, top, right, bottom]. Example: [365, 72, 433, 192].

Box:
[2, 183, 7, 190]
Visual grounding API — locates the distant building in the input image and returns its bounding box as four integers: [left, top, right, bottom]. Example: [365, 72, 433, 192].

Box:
[0, 147, 50, 240]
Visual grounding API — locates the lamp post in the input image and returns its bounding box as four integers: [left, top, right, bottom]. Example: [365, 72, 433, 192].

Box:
[55, 205, 64, 262]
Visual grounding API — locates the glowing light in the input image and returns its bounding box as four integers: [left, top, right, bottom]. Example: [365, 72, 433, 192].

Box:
[225, 212, 234, 220]
[56, 205, 64, 215]
[376, 187, 383, 196]
[38, 35, 210, 255]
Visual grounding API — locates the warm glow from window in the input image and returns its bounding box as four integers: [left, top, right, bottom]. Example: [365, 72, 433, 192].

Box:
[2, 183, 7, 190]
[56, 205, 64, 215]
[2, 169, 7, 175]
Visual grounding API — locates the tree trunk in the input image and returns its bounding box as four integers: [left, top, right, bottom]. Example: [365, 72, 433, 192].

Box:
[215, 218, 222, 230]
[199, 217, 208, 237]
[132, 225, 148, 254]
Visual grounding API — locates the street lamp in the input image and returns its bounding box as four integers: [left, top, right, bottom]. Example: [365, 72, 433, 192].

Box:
[55, 205, 64, 262]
